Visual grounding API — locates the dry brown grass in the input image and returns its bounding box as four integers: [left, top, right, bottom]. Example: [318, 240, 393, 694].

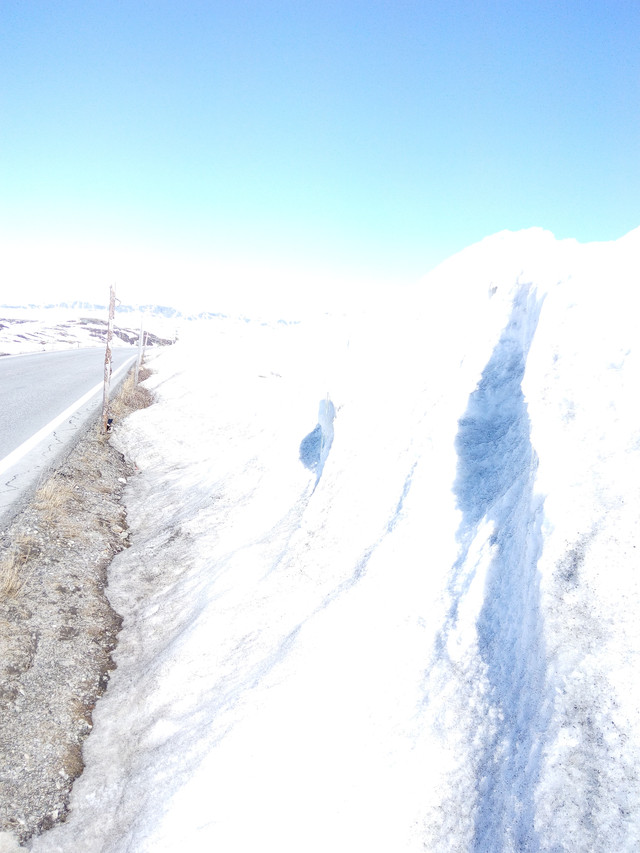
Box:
[34, 476, 75, 521]
[61, 745, 84, 780]
[34, 474, 83, 538]
[108, 371, 154, 422]
[0, 534, 35, 597]
[1, 472, 83, 598]
[73, 443, 112, 495]
[0, 550, 23, 597]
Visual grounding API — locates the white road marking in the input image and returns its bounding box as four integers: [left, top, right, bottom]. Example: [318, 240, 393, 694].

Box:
[0, 356, 135, 477]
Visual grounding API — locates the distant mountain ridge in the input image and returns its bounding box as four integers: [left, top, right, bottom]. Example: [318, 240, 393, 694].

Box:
[0, 302, 225, 320]
[0, 302, 304, 325]
[0, 311, 176, 356]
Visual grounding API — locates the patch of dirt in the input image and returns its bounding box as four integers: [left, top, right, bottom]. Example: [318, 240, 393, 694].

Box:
[0, 373, 153, 845]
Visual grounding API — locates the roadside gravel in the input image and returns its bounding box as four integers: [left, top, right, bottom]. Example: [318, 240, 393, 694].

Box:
[0, 373, 152, 847]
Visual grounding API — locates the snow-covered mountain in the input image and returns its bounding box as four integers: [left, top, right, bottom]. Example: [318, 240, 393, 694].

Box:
[0, 302, 225, 321]
[30, 227, 640, 852]
[0, 309, 176, 355]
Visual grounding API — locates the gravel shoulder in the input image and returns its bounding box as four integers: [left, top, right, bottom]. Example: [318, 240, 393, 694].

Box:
[0, 372, 153, 846]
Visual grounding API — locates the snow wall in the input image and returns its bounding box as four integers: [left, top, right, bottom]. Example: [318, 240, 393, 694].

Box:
[31, 227, 640, 853]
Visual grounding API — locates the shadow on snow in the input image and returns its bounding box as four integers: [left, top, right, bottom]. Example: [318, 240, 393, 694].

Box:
[450, 286, 550, 852]
[299, 396, 336, 487]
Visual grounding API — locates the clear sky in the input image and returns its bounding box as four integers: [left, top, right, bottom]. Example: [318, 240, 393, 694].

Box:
[1, 0, 638, 314]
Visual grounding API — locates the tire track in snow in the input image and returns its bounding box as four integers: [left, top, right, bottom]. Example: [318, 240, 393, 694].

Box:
[427, 286, 551, 852]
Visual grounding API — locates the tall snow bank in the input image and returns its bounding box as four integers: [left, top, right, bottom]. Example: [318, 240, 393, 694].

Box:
[31, 227, 640, 853]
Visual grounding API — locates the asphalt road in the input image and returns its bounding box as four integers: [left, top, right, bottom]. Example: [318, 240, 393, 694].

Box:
[0, 347, 136, 524]
[0, 347, 134, 459]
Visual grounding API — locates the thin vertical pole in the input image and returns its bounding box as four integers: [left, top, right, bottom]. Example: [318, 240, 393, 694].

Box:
[135, 312, 144, 385]
[102, 285, 116, 432]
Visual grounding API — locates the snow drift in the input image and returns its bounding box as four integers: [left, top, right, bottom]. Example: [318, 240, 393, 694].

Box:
[30, 227, 640, 852]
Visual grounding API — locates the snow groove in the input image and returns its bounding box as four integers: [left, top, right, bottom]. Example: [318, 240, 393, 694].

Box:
[431, 286, 551, 851]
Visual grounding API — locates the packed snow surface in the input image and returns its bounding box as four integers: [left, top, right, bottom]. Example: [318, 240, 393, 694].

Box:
[31, 228, 640, 852]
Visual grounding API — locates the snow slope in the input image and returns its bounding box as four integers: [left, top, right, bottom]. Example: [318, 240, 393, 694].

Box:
[30, 227, 640, 852]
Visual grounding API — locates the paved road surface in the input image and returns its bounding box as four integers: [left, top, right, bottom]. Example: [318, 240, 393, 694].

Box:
[0, 347, 136, 524]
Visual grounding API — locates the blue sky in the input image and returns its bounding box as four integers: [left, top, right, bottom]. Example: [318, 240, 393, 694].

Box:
[1, 1, 638, 312]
